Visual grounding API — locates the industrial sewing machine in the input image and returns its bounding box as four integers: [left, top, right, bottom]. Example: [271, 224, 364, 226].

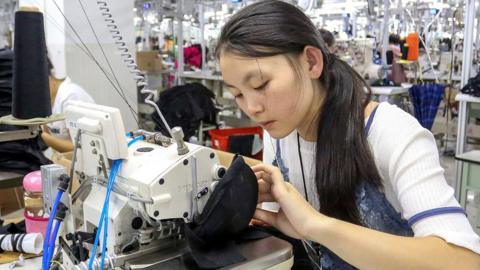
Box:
[336, 38, 382, 83]
[41, 101, 293, 270]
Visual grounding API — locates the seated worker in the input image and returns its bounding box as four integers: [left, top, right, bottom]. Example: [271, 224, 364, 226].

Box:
[319, 28, 335, 54]
[388, 33, 402, 63]
[217, 1, 480, 269]
[41, 59, 94, 153]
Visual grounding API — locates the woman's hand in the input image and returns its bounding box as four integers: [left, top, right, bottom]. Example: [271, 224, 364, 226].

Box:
[41, 125, 50, 134]
[252, 163, 330, 240]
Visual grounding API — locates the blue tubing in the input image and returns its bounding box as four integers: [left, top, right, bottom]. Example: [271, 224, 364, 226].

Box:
[99, 160, 121, 269]
[87, 160, 121, 270]
[42, 190, 63, 270]
[127, 135, 145, 147]
[89, 137, 136, 269]
[46, 219, 62, 267]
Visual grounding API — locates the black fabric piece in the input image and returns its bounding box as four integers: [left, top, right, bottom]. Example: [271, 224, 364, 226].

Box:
[227, 135, 254, 157]
[185, 155, 258, 269]
[0, 82, 12, 87]
[0, 221, 26, 235]
[0, 49, 14, 119]
[12, 11, 51, 119]
[0, 48, 13, 60]
[233, 225, 272, 241]
[461, 72, 480, 97]
[184, 227, 246, 269]
[0, 89, 12, 95]
[152, 83, 218, 140]
[0, 70, 12, 77]
[0, 136, 51, 174]
[0, 80, 12, 88]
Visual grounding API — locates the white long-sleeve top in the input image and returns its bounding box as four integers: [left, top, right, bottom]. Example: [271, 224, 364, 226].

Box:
[263, 102, 480, 254]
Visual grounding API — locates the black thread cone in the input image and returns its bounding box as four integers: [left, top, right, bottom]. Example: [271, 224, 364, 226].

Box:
[12, 10, 51, 119]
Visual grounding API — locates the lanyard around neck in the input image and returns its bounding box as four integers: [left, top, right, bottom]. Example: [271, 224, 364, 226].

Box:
[296, 132, 309, 203]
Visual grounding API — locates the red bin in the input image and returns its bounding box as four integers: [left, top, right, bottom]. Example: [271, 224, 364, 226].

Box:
[208, 127, 263, 159]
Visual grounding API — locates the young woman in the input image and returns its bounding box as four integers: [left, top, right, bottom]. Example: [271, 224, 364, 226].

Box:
[216, 1, 480, 269]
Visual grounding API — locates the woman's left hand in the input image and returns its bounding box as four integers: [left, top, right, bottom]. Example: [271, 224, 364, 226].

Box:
[252, 163, 330, 240]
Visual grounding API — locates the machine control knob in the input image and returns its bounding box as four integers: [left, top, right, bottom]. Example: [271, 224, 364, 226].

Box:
[171, 127, 189, 155]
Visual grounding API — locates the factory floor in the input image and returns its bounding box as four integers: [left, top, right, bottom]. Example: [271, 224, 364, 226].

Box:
[439, 148, 480, 235]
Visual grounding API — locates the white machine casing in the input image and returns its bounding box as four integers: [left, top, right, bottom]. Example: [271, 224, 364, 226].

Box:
[63, 101, 222, 267]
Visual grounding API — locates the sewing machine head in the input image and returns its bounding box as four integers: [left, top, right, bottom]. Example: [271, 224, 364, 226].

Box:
[55, 101, 225, 268]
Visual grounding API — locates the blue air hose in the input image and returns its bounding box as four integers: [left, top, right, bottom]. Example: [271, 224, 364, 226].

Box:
[42, 190, 63, 270]
[99, 137, 142, 269]
[87, 160, 121, 270]
[88, 136, 143, 269]
[46, 219, 62, 265]
[127, 135, 145, 147]
[99, 160, 121, 270]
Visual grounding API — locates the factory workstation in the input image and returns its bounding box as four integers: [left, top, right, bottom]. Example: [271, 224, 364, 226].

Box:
[2, 0, 480, 269]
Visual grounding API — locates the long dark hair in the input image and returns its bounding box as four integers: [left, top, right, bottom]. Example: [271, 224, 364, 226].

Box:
[216, 0, 382, 225]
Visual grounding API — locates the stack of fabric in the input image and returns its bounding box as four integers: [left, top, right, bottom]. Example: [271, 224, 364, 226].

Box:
[0, 48, 51, 174]
[0, 48, 13, 117]
[152, 83, 218, 141]
[461, 73, 480, 97]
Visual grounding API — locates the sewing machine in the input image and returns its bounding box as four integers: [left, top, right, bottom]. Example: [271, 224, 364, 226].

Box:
[336, 38, 382, 83]
[41, 101, 293, 269]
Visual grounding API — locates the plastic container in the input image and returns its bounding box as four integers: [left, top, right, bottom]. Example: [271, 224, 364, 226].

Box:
[209, 127, 263, 159]
[23, 170, 48, 237]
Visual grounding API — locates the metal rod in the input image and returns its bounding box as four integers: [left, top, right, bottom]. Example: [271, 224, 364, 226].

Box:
[381, 0, 390, 79]
[199, 3, 206, 71]
[455, 0, 476, 199]
[190, 155, 198, 220]
[177, 0, 184, 85]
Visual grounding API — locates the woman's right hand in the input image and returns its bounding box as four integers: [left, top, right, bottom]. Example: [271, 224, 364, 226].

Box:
[252, 163, 331, 240]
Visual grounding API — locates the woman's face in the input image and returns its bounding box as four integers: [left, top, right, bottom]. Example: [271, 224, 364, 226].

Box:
[219, 52, 319, 139]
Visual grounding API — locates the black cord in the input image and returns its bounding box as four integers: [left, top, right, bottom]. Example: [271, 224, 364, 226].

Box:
[296, 132, 309, 203]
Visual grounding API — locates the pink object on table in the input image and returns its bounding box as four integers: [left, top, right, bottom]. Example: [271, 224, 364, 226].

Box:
[23, 170, 42, 192]
[23, 170, 48, 237]
[24, 212, 49, 238]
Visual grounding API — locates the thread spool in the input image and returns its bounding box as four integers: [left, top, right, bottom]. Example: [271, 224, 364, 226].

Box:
[406, 33, 419, 61]
[12, 7, 51, 119]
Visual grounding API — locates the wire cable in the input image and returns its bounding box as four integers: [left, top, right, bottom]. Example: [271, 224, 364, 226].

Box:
[40, 0, 140, 121]
[404, 8, 439, 83]
[95, 0, 173, 137]
[76, 0, 129, 105]
[48, 0, 139, 124]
